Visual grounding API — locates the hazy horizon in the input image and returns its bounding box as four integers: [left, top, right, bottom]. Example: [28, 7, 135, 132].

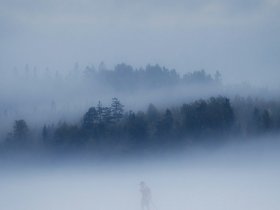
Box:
[1, 1, 280, 209]
[1, 0, 280, 87]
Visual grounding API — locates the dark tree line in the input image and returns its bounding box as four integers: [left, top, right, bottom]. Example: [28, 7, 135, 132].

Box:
[3, 96, 280, 154]
[6, 63, 220, 91]
[231, 96, 280, 135]
[0, 63, 221, 130]
[4, 120, 30, 149]
[180, 97, 234, 137]
[84, 63, 221, 91]
[49, 97, 235, 150]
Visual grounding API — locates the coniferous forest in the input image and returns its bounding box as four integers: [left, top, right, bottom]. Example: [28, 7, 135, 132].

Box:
[2, 2, 280, 210]
[1, 64, 280, 155]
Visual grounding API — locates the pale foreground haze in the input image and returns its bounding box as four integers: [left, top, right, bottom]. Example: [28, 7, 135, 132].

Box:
[1, 136, 280, 210]
[1, 0, 280, 210]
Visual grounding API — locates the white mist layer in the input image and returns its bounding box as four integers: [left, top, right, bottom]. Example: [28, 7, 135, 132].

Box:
[1, 139, 280, 210]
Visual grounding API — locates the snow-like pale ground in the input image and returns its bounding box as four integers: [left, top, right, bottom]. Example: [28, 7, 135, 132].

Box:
[1, 139, 280, 210]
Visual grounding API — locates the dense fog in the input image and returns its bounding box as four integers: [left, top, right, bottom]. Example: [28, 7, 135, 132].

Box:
[1, 135, 280, 210]
[1, 0, 280, 86]
[0, 64, 279, 141]
[1, 0, 280, 209]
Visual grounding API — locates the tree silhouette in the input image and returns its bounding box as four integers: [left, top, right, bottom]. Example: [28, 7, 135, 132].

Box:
[13, 120, 29, 140]
[111, 98, 124, 122]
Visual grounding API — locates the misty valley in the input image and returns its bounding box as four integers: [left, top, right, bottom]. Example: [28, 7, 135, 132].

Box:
[1, 0, 280, 209]
[1, 64, 280, 210]
[1, 64, 279, 156]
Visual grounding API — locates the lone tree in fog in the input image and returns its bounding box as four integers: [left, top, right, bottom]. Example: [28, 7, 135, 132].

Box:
[156, 109, 174, 138]
[111, 97, 124, 122]
[251, 108, 272, 133]
[96, 101, 103, 123]
[13, 120, 29, 140]
[262, 110, 272, 131]
[181, 96, 234, 136]
[82, 107, 98, 129]
[42, 125, 48, 140]
[102, 107, 113, 123]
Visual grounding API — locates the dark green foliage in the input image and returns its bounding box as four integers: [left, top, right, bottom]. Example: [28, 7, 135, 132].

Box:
[73, 96, 236, 149]
[250, 108, 272, 133]
[181, 97, 234, 136]
[82, 107, 98, 129]
[91, 63, 219, 91]
[262, 110, 272, 130]
[42, 125, 48, 140]
[5, 120, 30, 147]
[231, 96, 278, 135]
[147, 104, 160, 122]
[125, 111, 148, 148]
[111, 97, 124, 122]
[13, 120, 29, 140]
[4, 96, 280, 153]
[54, 123, 82, 146]
[182, 69, 214, 85]
[96, 101, 103, 123]
[156, 109, 174, 139]
[102, 107, 113, 124]
[79, 98, 125, 142]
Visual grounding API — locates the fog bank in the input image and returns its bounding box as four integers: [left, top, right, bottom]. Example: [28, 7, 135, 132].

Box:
[1, 136, 280, 210]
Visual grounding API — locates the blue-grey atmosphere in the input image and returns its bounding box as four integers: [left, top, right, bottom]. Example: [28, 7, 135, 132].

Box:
[1, 1, 280, 210]
[1, 0, 280, 87]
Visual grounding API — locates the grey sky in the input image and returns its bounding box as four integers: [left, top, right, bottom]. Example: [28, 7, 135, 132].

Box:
[0, 0, 279, 87]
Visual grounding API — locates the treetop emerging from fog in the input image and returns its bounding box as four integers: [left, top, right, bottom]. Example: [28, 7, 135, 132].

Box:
[2, 95, 280, 155]
[84, 63, 221, 91]
[1, 0, 279, 87]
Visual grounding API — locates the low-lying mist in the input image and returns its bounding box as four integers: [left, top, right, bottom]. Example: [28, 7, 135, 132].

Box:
[2, 0, 280, 208]
[1, 63, 279, 210]
[1, 63, 279, 141]
[1, 135, 280, 210]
